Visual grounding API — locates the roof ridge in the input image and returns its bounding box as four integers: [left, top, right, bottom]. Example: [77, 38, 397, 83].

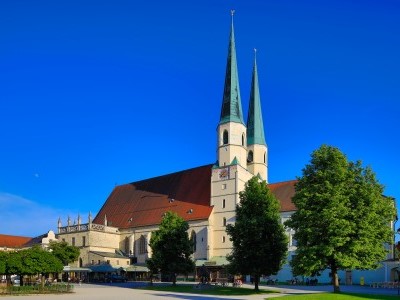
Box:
[127, 164, 213, 186]
[268, 179, 297, 185]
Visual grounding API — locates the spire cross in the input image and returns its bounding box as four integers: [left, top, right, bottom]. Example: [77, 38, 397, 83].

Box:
[231, 9, 235, 16]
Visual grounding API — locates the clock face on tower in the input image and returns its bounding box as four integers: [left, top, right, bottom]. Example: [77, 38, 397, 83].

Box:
[219, 167, 229, 180]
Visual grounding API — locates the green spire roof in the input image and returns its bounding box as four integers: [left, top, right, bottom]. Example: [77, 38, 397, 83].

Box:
[219, 11, 244, 125]
[247, 50, 266, 146]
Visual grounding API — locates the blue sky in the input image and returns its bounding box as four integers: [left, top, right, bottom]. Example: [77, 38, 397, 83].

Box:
[1, 0, 399, 237]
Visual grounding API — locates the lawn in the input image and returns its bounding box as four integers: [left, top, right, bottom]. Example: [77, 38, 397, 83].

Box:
[277, 293, 400, 300]
[140, 284, 400, 300]
[140, 283, 275, 296]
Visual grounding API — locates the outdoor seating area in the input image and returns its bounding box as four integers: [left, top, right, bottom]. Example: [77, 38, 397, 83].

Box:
[370, 281, 400, 288]
[214, 278, 228, 286]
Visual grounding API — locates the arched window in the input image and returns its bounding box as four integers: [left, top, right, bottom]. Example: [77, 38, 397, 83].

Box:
[139, 235, 147, 254]
[191, 231, 197, 252]
[223, 217, 227, 227]
[247, 150, 254, 163]
[223, 130, 228, 145]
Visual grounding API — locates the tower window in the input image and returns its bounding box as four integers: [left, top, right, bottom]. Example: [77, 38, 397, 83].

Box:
[223, 130, 229, 145]
[247, 150, 254, 163]
[242, 133, 245, 146]
[223, 217, 227, 227]
[222, 236, 226, 243]
[264, 151, 266, 163]
[222, 199, 226, 209]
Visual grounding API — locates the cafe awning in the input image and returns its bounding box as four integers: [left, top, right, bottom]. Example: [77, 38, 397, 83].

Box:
[63, 266, 92, 272]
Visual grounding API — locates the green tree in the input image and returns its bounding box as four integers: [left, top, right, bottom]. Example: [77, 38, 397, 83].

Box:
[285, 145, 396, 293]
[0, 251, 7, 275]
[226, 176, 288, 291]
[6, 251, 23, 285]
[147, 211, 194, 286]
[4, 247, 63, 286]
[49, 241, 80, 265]
[20, 246, 63, 286]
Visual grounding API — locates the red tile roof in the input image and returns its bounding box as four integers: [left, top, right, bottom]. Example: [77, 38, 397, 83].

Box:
[93, 164, 214, 228]
[269, 180, 297, 212]
[0, 234, 32, 249]
[93, 164, 297, 229]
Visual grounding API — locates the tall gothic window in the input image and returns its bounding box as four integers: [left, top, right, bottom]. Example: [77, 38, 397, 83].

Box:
[139, 235, 147, 254]
[223, 130, 229, 145]
[191, 231, 197, 252]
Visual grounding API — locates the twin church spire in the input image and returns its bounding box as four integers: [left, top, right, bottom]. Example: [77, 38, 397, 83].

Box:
[219, 11, 244, 126]
[247, 50, 267, 147]
[217, 11, 268, 181]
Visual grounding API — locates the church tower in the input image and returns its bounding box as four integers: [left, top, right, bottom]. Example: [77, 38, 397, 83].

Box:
[246, 51, 268, 181]
[217, 10, 247, 168]
[210, 11, 253, 258]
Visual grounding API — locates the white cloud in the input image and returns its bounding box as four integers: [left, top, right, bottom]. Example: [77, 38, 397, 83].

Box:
[0, 192, 81, 237]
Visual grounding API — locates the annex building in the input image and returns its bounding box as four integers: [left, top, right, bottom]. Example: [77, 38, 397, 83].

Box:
[56, 14, 397, 284]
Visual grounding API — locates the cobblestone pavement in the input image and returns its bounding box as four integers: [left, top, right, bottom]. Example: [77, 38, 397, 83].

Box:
[1, 282, 399, 300]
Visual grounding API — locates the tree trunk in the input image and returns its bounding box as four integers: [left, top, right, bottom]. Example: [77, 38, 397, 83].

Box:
[254, 275, 260, 291]
[331, 265, 340, 293]
[172, 273, 176, 286]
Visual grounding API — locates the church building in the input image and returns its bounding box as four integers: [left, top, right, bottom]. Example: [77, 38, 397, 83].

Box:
[57, 13, 396, 284]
